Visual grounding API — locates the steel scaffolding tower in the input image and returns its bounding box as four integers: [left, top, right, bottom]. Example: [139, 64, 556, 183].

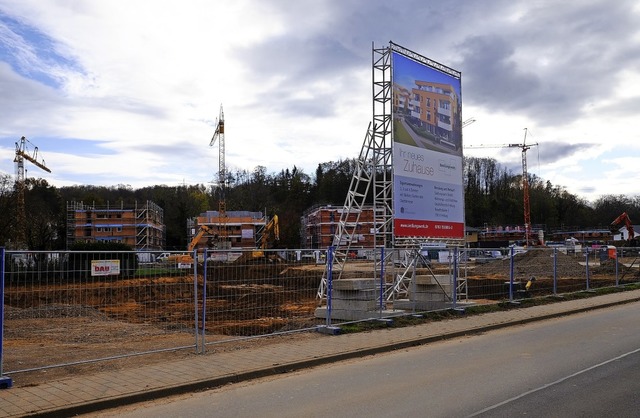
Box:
[317, 43, 394, 299]
[317, 42, 467, 303]
[371, 42, 394, 249]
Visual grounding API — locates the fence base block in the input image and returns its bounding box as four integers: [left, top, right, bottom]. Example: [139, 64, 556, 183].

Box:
[0, 376, 13, 389]
[315, 307, 399, 321]
[316, 325, 341, 335]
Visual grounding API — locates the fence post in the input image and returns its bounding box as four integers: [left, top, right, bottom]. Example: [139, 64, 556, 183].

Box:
[0, 247, 13, 389]
[200, 249, 208, 354]
[585, 248, 590, 291]
[553, 248, 558, 295]
[411, 249, 417, 313]
[615, 247, 619, 287]
[192, 249, 200, 354]
[509, 246, 515, 302]
[326, 246, 334, 328]
[452, 247, 458, 310]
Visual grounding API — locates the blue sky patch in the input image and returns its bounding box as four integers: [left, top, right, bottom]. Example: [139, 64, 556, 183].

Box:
[0, 11, 82, 88]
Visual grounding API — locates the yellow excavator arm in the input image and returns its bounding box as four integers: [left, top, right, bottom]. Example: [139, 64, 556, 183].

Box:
[188, 225, 216, 251]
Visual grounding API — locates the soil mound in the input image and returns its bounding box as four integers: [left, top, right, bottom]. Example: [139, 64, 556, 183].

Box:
[470, 250, 585, 278]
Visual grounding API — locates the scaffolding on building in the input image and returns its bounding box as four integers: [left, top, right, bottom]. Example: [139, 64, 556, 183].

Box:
[66, 200, 165, 251]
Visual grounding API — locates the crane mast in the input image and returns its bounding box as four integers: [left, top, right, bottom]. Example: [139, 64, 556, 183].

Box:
[465, 128, 538, 246]
[209, 105, 229, 248]
[14, 136, 52, 248]
[514, 128, 532, 246]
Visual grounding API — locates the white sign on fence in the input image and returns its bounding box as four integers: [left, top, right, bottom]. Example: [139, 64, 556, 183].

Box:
[91, 259, 121, 276]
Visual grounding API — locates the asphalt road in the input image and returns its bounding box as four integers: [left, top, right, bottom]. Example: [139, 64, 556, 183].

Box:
[86, 301, 640, 418]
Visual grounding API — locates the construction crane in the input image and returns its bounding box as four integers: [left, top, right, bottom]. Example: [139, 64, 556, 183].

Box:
[209, 104, 229, 249]
[465, 128, 538, 246]
[14, 136, 52, 248]
[462, 118, 476, 128]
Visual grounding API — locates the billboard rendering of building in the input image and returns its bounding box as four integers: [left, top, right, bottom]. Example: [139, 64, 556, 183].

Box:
[391, 47, 464, 239]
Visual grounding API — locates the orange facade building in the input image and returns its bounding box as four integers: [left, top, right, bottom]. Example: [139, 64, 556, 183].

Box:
[187, 211, 269, 250]
[66, 201, 165, 250]
[300, 205, 377, 249]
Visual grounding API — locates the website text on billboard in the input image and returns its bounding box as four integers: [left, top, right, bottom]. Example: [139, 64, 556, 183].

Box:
[391, 44, 464, 239]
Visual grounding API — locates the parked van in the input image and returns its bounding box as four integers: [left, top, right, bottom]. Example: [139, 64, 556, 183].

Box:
[419, 242, 447, 263]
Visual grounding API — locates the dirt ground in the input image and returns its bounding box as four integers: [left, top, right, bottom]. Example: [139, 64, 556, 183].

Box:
[2, 263, 325, 388]
[469, 250, 639, 279]
[3, 308, 323, 388]
[3, 255, 638, 388]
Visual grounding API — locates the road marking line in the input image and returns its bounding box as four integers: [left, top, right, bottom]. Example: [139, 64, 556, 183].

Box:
[467, 346, 640, 417]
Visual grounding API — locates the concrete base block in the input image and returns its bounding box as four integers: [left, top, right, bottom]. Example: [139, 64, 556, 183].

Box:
[415, 274, 451, 286]
[332, 278, 377, 291]
[393, 299, 452, 311]
[316, 325, 342, 335]
[408, 289, 451, 301]
[332, 289, 378, 300]
[332, 298, 378, 311]
[314, 307, 399, 321]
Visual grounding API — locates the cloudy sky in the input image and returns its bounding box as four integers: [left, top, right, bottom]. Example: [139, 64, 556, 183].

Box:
[1, 0, 639, 202]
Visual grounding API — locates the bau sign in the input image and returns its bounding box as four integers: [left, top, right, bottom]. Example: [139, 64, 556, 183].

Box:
[91, 260, 121, 276]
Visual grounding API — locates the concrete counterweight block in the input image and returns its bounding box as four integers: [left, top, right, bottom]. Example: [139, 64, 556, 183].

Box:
[395, 274, 453, 311]
[315, 278, 394, 321]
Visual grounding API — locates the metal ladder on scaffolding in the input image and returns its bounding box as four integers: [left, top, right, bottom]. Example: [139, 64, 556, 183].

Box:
[317, 125, 375, 298]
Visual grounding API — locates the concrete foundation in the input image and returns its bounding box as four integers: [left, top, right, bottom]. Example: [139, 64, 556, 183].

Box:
[394, 274, 453, 311]
[317, 278, 389, 321]
[314, 307, 400, 321]
[316, 275, 468, 320]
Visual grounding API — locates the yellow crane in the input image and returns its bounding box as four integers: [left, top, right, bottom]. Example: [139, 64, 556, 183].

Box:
[14, 136, 51, 248]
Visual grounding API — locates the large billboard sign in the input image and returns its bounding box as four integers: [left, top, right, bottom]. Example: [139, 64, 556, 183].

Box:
[392, 47, 464, 239]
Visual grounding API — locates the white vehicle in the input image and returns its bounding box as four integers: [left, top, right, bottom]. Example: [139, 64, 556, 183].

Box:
[156, 252, 171, 262]
[419, 242, 448, 264]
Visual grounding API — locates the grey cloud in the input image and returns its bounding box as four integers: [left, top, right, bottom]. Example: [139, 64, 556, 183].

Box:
[230, 0, 490, 120]
[536, 142, 596, 164]
[595, 96, 640, 117]
[232, 35, 363, 119]
[456, 1, 640, 126]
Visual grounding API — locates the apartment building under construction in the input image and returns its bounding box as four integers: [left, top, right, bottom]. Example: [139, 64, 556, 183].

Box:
[187, 210, 271, 251]
[300, 204, 378, 249]
[66, 200, 165, 250]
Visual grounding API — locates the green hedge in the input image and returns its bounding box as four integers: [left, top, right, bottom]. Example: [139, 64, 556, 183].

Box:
[64, 241, 139, 280]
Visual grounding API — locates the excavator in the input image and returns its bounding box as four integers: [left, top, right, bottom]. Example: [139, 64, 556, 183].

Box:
[238, 215, 281, 263]
[608, 212, 640, 281]
[157, 225, 217, 265]
[159, 216, 280, 266]
[609, 212, 637, 246]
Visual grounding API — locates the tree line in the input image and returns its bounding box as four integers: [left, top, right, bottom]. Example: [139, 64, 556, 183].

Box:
[2, 157, 638, 251]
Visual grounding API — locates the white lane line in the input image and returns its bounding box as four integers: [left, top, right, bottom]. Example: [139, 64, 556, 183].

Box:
[467, 346, 640, 417]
